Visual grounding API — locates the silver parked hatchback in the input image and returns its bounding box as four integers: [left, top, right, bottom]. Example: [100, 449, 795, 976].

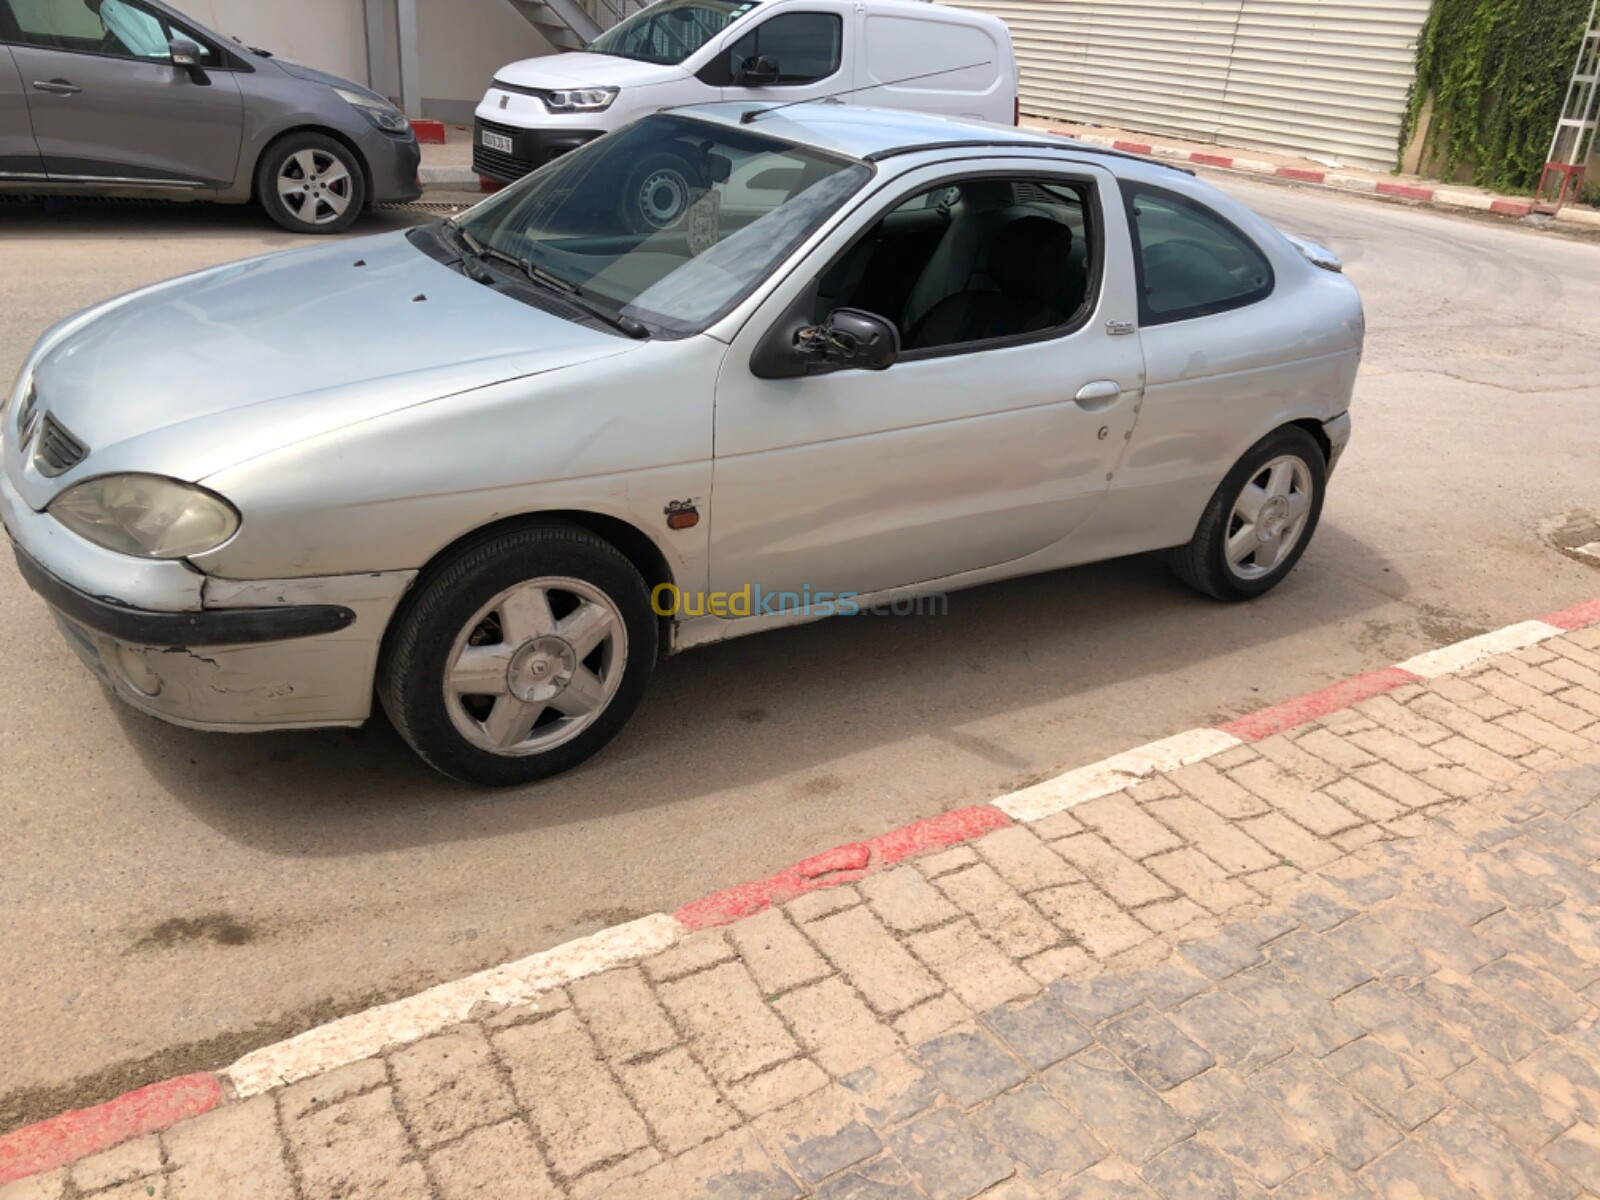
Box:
[1, 105, 1362, 784]
[0, 0, 420, 232]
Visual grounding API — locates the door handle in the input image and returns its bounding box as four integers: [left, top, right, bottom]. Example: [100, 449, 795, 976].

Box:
[1074, 380, 1123, 410]
[33, 79, 82, 95]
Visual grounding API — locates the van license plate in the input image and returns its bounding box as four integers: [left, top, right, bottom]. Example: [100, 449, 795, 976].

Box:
[481, 130, 514, 154]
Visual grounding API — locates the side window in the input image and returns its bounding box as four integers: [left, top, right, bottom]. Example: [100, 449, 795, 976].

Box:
[1123, 184, 1273, 325]
[4, 0, 184, 60]
[813, 176, 1098, 357]
[727, 12, 842, 85]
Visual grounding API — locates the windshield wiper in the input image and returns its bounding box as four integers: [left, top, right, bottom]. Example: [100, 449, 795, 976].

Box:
[441, 220, 501, 286]
[447, 225, 649, 339]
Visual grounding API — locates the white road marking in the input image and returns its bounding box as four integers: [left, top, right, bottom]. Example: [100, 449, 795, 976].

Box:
[993, 728, 1244, 822]
[223, 913, 683, 1097]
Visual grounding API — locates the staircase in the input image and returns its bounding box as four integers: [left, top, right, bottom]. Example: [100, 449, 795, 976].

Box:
[505, 0, 649, 51]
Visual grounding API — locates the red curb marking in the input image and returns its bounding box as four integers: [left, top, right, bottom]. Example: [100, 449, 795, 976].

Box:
[1377, 181, 1435, 201]
[1190, 153, 1234, 168]
[1218, 667, 1421, 742]
[1275, 167, 1325, 182]
[477, 175, 506, 193]
[1544, 598, 1600, 631]
[674, 805, 1011, 930]
[0, 1074, 222, 1187]
[410, 119, 446, 145]
[1490, 199, 1534, 216]
[1114, 140, 1153, 154]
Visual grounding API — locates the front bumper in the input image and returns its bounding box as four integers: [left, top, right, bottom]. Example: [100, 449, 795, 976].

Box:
[1324, 411, 1352, 474]
[2, 469, 414, 731]
[472, 117, 603, 183]
[365, 128, 424, 203]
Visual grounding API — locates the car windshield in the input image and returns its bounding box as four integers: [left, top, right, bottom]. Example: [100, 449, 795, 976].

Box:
[587, 0, 756, 65]
[455, 114, 871, 337]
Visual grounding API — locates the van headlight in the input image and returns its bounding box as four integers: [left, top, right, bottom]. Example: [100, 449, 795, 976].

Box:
[543, 87, 617, 112]
[49, 475, 241, 559]
[334, 86, 411, 134]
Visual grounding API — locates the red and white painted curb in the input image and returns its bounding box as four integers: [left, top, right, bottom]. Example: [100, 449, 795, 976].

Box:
[1052, 130, 1600, 229]
[5, 595, 1600, 1187]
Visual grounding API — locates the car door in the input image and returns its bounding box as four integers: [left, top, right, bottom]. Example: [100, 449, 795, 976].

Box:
[0, 44, 43, 177]
[1, 0, 241, 187]
[707, 6, 849, 106]
[709, 159, 1146, 601]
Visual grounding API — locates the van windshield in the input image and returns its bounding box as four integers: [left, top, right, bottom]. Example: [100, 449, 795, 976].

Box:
[454, 114, 870, 337]
[587, 0, 756, 65]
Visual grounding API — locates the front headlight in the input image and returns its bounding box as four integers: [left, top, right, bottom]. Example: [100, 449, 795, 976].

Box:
[543, 87, 617, 112]
[49, 475, 240, 559]
[334, 86, 411, 134]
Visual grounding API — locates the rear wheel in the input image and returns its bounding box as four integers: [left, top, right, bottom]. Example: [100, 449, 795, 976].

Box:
[379, 523, 657, 785]
[257, 132, 366, 234]
[1170, 425, 1326, 601]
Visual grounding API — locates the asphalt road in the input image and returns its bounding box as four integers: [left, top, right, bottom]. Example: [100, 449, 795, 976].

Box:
[2, 182, 1598, 1129]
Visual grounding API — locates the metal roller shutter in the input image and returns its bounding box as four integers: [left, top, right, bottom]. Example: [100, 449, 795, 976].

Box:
[948, 0, 1430, 170]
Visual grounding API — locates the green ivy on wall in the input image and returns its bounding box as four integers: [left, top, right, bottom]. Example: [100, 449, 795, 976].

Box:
[1401, 0, 1590, 192]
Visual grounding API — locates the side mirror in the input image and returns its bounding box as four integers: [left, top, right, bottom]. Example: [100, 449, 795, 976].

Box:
[733, 54, 780, 86]
[803, 308, 899, 371]
[169, 38, 209, 84]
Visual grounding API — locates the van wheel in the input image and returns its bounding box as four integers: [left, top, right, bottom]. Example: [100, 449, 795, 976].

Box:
[257, 132, 366, 234]
[618, 151, 697, 233]
[1170, 425, 1326, 601]
[379, 523, 657, 785]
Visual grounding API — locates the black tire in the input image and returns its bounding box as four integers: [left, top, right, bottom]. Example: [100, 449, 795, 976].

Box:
[378, 522, 657, 785]
[1170, 425, 1327, 601]
[256, 132, 367, 235]
[617, 150, 699, 234]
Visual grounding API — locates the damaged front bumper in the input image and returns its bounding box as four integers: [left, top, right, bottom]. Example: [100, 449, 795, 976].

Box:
[2, 468, 414, 731]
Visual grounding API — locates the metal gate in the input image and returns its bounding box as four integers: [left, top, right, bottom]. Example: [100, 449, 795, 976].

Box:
[954, 0, 1432, 171]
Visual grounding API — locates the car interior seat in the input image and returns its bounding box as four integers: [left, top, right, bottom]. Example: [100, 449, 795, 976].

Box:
[906, 215, 1081, 350]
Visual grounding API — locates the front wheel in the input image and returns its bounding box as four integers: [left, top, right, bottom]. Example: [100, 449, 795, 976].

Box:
[256, 133, 366, 234]
[379, 523, 657, 785]
[1170, 425, 1327, 601]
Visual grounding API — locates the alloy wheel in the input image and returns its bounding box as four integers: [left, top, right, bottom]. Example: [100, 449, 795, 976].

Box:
[1224, 454, 1314, 580]
[443, 577, 627, 756]
[276, 149, 354, 227]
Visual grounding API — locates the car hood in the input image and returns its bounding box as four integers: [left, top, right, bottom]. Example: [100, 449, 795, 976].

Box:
[272, 56, 380, 98]
[14, 232, 633, 508]
[493, 52, 689, 90]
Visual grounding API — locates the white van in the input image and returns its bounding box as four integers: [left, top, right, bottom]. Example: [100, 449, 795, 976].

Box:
[473, 0, 1018, 198]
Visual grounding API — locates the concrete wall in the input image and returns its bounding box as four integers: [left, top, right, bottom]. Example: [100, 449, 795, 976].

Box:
[175, 0, 369, 82]
[168, 0, 554, 122]
[417, 0, 554, 124]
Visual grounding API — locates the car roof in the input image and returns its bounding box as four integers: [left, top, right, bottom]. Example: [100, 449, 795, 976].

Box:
[668, 102, 1122, 166]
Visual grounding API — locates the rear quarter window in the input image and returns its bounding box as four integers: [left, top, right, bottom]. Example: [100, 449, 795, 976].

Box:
[1122, 183, 1274, 326]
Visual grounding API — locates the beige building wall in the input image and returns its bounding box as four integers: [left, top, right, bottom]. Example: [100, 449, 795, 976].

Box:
[167, 0, 554, 121]
[417, 0, 554, 123]
[177, 0, 370, 82]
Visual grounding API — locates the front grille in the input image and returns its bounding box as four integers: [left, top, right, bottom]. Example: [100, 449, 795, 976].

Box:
[34, 414, 87, 476]
[473, 118, 540, 182]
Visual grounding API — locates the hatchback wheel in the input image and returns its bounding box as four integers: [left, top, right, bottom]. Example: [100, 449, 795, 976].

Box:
[379, 523, 657, 785]
[1170, 425, 1327, 601]
[257, 133, 366, 234]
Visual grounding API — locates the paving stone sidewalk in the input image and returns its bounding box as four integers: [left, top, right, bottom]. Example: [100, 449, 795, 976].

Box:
[12, 627, 1600, 1200]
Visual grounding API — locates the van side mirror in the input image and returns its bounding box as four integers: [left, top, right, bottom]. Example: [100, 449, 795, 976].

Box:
[733, 54, 780, 86]
[169, 38, 210, 84]
[802, 309, 899, 371]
